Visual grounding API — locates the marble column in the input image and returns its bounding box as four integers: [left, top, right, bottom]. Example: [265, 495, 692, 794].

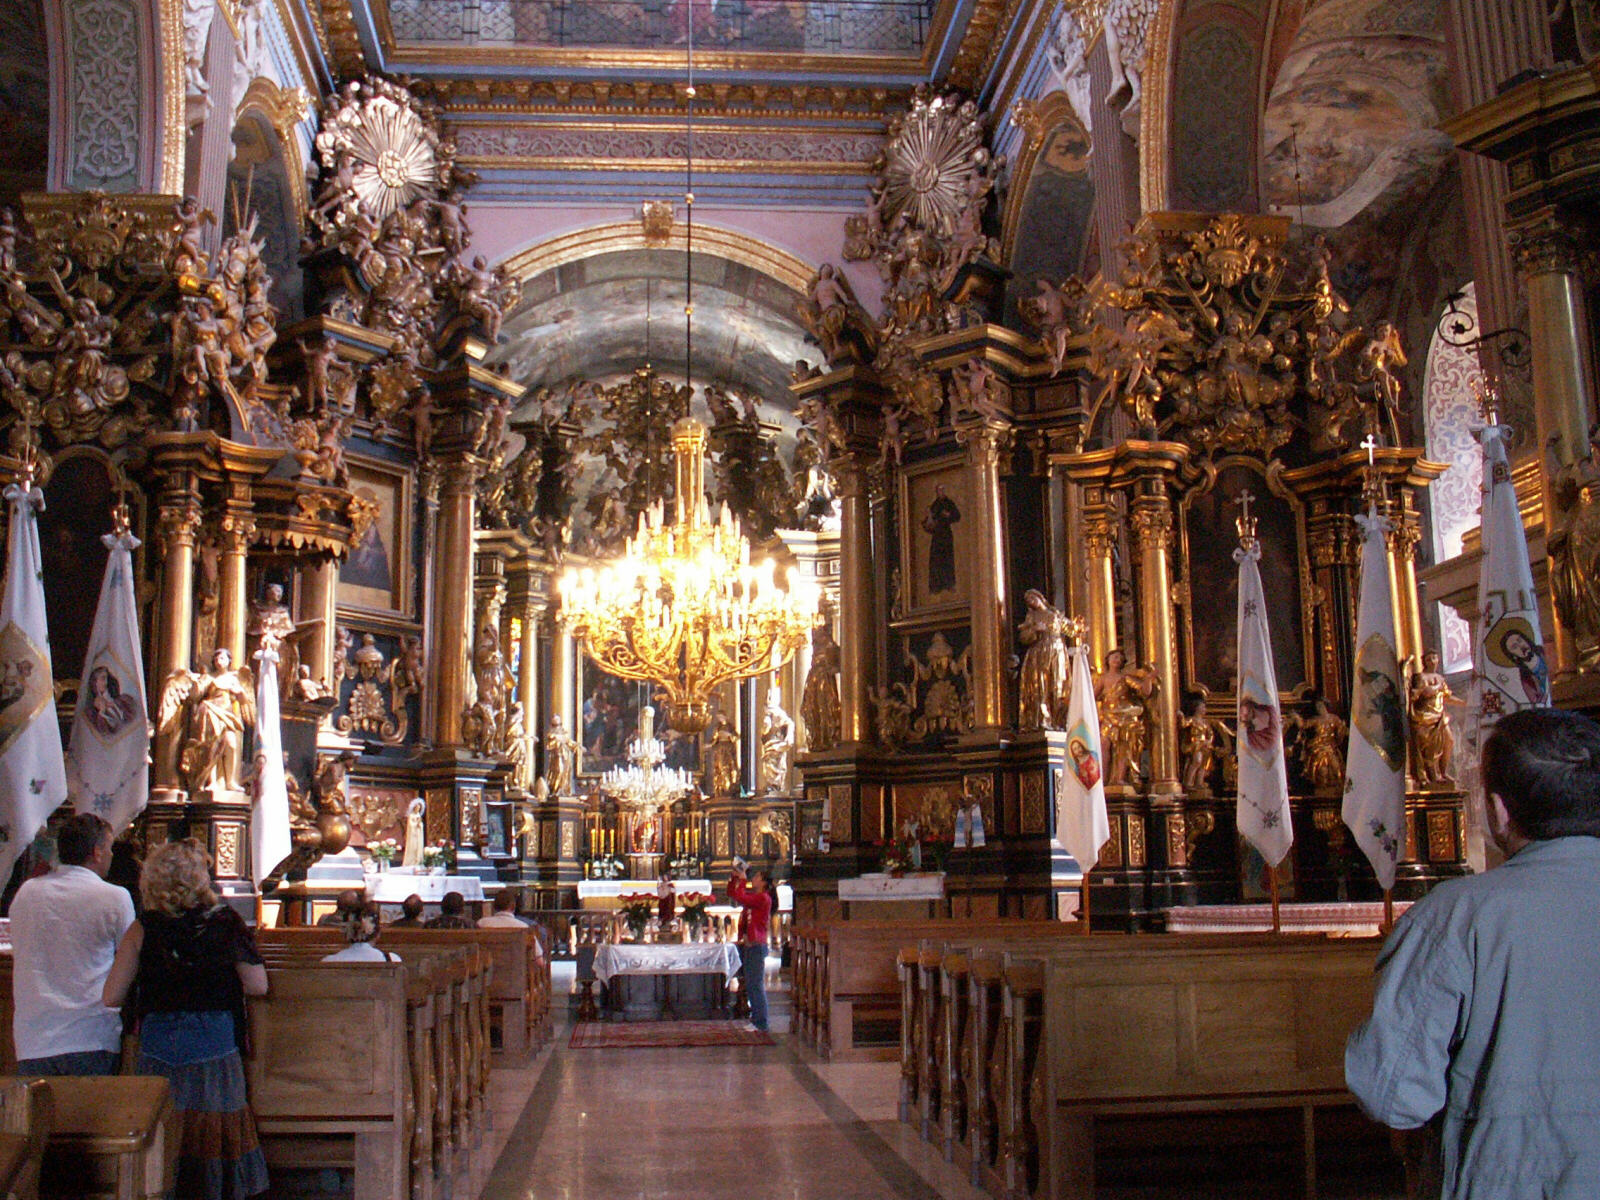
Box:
[957, 419, 1012, 732]
[836, 456, 878, 746]
[428, 457, 481, 747]
[1511, 211, 1598, 676]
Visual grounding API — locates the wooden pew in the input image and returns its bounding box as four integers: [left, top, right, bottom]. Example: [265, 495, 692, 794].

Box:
[969, 935, 1386, 1200]
[793, 919, 1072, 1063]
[0, 1077, 51, 1200]
[260, 925, 549, 1057]
[251, 940, 492, 1200]
[33, 1075, 175, 1200]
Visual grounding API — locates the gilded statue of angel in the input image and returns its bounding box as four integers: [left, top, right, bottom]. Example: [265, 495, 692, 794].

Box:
[159, 646, 256, 796]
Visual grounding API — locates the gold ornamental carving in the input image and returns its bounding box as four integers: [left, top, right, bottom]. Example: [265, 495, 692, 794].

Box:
[1426, 809, 1456, 863]
[1019, 772, 1047, 834]
[1508, 212, 1587, 278]
[214, 823, 242, 877]
[829, 783, 854, 843]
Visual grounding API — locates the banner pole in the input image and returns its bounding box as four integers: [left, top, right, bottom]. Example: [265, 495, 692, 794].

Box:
[1382, 888, 1395, 934]
[1080, 870, 1092, 934]
[1268, 864, 1282, 934]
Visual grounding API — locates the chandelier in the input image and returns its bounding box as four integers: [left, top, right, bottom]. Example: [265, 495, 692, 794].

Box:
[559, 418, 818, 732]
[556, 26, 818, 733]
[599, 706, 695, 814]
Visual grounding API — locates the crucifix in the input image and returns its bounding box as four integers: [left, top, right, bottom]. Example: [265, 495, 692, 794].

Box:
[1232, 487, 1257, 547]
[1360, 432, 1379, 467]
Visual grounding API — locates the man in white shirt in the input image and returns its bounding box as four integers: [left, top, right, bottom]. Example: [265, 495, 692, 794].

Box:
[477, 888, 529, 929]
[10, 814, 134, 1075]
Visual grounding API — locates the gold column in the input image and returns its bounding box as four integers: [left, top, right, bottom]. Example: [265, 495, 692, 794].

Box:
[215, 509, 254, 668]
[1511, 211, 1597, 677]
[956, 419, 1012, 731]
[1081, 489, 1119, 670]
[1388, 499, 1425, 667]
[1118, 445, 1186, 796]
[152, 490, 201, 793]
[836, 455, 878, 745]
[429, 457, 482, 747]
[549, 614, 576, 752]
[298, 559, 338, 690]
[516, 594, 539, 745]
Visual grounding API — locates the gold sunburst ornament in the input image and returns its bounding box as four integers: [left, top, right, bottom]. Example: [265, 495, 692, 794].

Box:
[313, 77, 450, 221]
[878, 91, 994, 236]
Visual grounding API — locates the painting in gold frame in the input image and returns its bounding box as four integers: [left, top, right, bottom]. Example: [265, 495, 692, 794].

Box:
[897, 456, 971, 622]
[339, 457, 414, 617]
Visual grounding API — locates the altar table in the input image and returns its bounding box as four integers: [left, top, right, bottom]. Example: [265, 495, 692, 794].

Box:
[364, 873, 486, 905]
[838, 873, 946, 919]
[592, 943, 743, 1022]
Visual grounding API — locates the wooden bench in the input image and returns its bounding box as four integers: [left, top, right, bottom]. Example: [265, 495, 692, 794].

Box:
[791, 919, 1072, 1062]
[252, 940, 492, 1200]
[965, 935, 1386, 1200]
[0, 1077, 51, 1200]
[29, 1075, 175, 1200]
[259, 924, 551, 1057]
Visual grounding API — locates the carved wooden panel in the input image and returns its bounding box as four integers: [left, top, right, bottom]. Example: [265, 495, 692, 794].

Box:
[828, 783, 854, 843]
[891, 781, 961, 839]
[215, 823, 242, 878]
[425, 788, 451, 844]
[1427, 810, 1456, 862]
[860, 783, 884, 843]
[1020, 771, 1047, 835]
[963, 772, 996, 833]
[1127, 816, 1147, 867]
[348, 786, 413, 844]
[459, 786, 483, 846]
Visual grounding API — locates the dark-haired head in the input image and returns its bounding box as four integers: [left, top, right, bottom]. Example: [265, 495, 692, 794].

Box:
[1481, 708, 1600, 844]
[441, 890, 466, 915]
[401, 894, 424, 920]
[57, 813, 112, 868]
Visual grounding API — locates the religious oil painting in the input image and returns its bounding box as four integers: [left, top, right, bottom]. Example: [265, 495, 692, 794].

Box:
[339, 458, 414, 617]
[578, 661, 652, 777]
[1181, 463, 1306, 694]
[898, 457, 970, 621]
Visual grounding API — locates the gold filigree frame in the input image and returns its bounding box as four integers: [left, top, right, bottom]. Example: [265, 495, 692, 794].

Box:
[894, 453, 971, 629]
[337, 454, 415, 620]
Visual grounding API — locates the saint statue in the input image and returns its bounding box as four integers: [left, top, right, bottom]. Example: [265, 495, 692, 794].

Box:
[1548, 424, 1600, 665]
[1408, 651, 1464, 786]
[1094, 648, 1158, 789]
[706, 711, 741, 798]
[402, 797, 427, 867]
[759, 686, 795, 796]
[543, 714, 578, 798]
[801, 614, 841, 752]
[1287, 698, 1347, 793]
[1016, 589, 1071, 731]
[160, 647, 256, 796]
[247, 583, 320, 693]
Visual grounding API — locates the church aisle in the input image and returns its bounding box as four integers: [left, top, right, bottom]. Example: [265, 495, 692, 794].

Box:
[481, 1030, 989, 1200]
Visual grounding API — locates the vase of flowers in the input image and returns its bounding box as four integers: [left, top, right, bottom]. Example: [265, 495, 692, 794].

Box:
[369, 838, 399, 871]
[679, 891, 711, 938]
[421, 841, 454, 875]
[618, 893, 655, 941]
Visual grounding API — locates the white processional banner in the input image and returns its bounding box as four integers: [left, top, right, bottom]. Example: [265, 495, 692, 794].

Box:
[1475, 421, 1550, 721]
[251, 644, 292, 886]
[1235, 541, 1293, 867]
[1055, 645, 1109, 871]
[1342, 510, 1409, 891]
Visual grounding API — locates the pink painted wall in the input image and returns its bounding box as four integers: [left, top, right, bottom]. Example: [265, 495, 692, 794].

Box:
[467, 202, 885, 315]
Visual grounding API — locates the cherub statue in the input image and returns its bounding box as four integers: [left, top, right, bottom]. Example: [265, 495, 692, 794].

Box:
[1408, 650, 1465, 786]
[1361, 321, 1407, 412]
[872, 682, 916, 749]
[759, 686, 795, 796]
[1180, 699, 1234, 796]
[159, 646, 256, 796]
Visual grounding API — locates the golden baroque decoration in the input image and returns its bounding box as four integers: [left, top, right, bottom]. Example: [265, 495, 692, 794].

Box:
[1023, 214, 1402, 460]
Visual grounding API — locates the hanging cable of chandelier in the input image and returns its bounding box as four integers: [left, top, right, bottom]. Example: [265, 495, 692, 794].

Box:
[554, 27, 820, 736]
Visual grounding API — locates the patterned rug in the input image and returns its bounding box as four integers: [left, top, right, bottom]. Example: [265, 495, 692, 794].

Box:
[568, 1020, 775, 1049]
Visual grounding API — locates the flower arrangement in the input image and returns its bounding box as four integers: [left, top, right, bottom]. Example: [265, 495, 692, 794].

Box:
[618, 893, 655, 940]
[421, 840, 455, 872]
[678, 891, 712, 929]
[879, 822, 948, 875]
[368, 837, 400, 866]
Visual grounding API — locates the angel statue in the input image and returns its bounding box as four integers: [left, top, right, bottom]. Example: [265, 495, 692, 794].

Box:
[1286, 697, 1347, 793]
[1180, 699, 1234, 796]
[160, 646, 256, 796]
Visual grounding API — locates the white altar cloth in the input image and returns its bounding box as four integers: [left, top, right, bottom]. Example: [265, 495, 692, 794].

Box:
[577, 879, 713, 902]
[364, 873, 486, 904]
[1164, 901, 1412, 936]
[838, 873, 945, 902]
[593, 942, 742, 985]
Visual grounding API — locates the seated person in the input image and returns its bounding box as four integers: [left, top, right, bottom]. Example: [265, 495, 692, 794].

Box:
[477, 888, 528, 929]
[317, 888, 365, 928]
[322, 900, 398, 963]
[389, 894, 426, 928]
[424, 890, 475, 930]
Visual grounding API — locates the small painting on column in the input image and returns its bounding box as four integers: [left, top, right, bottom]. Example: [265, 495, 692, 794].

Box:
[898, 457, 971, 620]
[339, 457, 413, 617]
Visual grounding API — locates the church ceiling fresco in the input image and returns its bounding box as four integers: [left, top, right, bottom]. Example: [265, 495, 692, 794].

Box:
[491, 247, 814, 406]
[1259, 0, 1452, 229]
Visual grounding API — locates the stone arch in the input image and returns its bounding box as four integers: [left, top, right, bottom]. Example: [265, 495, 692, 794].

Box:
[1000, 93, 1097, 326]
[229, 79, 312, 318]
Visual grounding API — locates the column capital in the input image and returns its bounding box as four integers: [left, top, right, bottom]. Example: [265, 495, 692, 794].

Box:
[953, 417, 1014, 464]
[1509, 208, 1589, 278]
[156, 498, 203, 555]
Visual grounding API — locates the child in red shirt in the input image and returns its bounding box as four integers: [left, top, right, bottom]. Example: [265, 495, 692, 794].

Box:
[728, 866, 772, 1032]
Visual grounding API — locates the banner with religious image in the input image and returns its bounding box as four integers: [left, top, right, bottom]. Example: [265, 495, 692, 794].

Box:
[1055, 645, 1108, 871]
[251, 643, 292, 886]
[65, 526, 149, 834]
[1343, 510, 1409, 890]
[0, 479, 67, 888]
[1235, 540, 1293, 867]
[1475, 422, 1549, 719]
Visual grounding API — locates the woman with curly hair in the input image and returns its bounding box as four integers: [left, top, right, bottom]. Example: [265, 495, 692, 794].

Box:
[103, 839, 269, 1199]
